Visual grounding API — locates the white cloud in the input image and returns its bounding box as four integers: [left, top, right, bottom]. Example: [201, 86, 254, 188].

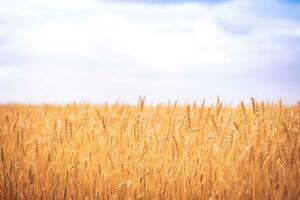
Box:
[0, 0, 300, 104]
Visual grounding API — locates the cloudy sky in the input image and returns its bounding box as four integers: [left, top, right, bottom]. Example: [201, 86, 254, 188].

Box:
[0, 0, 299, 104]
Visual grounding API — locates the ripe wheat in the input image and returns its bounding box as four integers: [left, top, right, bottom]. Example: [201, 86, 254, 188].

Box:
[0, 99, 299, 199]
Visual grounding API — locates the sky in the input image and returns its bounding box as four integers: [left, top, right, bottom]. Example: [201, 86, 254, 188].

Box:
[0, 0, 300, 104]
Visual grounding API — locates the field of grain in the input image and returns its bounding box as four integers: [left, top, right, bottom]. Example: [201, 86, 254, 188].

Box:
[0, 99, 299, 199]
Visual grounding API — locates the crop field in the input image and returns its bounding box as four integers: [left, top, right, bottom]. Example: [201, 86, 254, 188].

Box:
[0, 98, 299, 199]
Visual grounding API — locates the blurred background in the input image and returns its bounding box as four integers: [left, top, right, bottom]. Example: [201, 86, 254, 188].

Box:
[0, 0, 299, 104]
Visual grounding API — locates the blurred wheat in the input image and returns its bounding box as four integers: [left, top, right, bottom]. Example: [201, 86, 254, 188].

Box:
[0, 98, 299, 199]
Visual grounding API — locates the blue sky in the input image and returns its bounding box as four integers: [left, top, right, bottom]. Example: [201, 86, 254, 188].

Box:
[0, 0, 300, 104]
[109, 0, 227, 3]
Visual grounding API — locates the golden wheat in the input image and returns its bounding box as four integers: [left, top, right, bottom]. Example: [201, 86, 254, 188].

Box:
[0, 99, 299, 199]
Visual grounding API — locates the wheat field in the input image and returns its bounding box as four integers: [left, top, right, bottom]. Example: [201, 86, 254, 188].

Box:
[0, 98, 299, 199]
